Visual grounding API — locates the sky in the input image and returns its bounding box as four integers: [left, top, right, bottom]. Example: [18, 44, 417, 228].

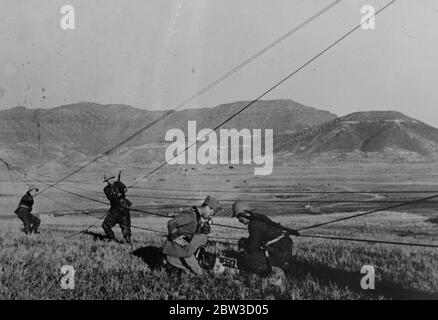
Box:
[1, 0, 438, 126]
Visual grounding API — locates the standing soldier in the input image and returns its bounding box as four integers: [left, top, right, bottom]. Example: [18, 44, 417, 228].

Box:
[163, 196, 222, 275]
[102, 172, 132, 243]
[231, 200, 300, 275]
[15, 186, 41, 234]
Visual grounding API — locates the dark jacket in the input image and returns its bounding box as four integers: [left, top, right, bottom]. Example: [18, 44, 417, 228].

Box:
[104, 181, 131, 211]
[15, 192, 34, 214]
[240, 213, 291, 254]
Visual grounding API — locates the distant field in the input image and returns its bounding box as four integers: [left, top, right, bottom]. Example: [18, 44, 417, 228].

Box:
[2, 161, 438, 218]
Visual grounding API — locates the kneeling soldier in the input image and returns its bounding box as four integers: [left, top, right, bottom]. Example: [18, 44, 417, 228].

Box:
[15, 186, 41, 234]
[231, 200, 300, 275]
[163, 196, 222, 275]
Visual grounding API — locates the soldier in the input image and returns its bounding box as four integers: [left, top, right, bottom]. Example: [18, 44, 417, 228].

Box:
[163, 196, 222, 275]
[231, 200, 300, 275]
[15, 186, 41, 234]
[102, 172, 132, 243]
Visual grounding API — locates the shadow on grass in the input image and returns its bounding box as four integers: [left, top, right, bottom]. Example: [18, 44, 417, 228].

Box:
[287, 257, 438, 300]
[427, 217, 438, 225]
[131, 246, 166, 270]
[129, 245, 437, 300]
[82, 230, 124, 244]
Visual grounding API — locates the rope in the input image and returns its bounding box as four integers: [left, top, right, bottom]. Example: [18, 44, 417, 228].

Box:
[64, 212, 109, 239]
[298, 193, 438, 231]
[208, 232, 438, 249]
[1, 157, 19, 197]
[213, 223, 246, 231]
[298, 234, 438, 248]
[34, 0, 343, 197]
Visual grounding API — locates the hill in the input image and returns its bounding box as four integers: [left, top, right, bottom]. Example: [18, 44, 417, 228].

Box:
[0, 100, 335, 172]
[275, 111, 438, 162]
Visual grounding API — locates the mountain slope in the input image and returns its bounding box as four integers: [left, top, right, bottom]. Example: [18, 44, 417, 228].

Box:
[0, 100, 336, 171]
[275, 111, 438, 161]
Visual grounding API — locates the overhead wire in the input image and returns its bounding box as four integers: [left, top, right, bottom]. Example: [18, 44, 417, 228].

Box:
[35, 0, 344, 197]
[297, 193, 438, 231]
[128, 0, 398, 189]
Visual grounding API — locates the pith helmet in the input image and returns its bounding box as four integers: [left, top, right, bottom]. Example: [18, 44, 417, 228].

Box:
[202, 195, 222, 212]
[232, 200, 253, 217]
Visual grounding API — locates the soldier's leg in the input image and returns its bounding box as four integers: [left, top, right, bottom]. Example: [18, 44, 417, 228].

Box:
[166, 255, 203, 275]
[119, 212, 132, 243]
[270, 238, 293, 269]
[30, 214, 41, 233]
[16, 211, 32, 234]
[187, 234, 208, 256]
[238, 251, 269, 274]
[166, 255, 187, 272]
[102, 211, 117, 239]
[182, 255, 203, 275]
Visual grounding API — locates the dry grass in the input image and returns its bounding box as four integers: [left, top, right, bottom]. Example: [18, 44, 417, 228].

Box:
[1, 211, 437, 300]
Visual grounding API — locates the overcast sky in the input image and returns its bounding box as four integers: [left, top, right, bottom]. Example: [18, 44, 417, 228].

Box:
[1, 0, 437, 126]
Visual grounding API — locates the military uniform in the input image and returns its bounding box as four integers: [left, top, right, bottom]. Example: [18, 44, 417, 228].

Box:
[238, 213, 293, 274]
[15, 191, 40, 234]
[162, 207, 210, 275]
[102, 181, 132, 242]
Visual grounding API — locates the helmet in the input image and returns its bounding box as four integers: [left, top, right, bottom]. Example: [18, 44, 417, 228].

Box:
[202, 195, 222, 212]
[232, 200, 252, 217]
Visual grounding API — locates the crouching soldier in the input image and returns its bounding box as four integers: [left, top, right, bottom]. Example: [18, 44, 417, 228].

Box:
[102, 173, 132, 243]
[15, 186, 41, 234]
[163, 196, 222, 275]
[231, 201, 300, 275]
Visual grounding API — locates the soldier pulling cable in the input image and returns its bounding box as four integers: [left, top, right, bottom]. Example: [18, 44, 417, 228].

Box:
[231, 200, 300, 275]
[102, 171, 133, 243]
[14, 186, 41, 234]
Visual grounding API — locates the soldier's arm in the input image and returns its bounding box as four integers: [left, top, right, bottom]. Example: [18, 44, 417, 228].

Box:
[167, 214, 192, 240]
[115, 181, 127, 197]
[246, 222, 264, 253]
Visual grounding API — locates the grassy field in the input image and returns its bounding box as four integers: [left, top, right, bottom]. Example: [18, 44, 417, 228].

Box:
[1, 211, 437, 300]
